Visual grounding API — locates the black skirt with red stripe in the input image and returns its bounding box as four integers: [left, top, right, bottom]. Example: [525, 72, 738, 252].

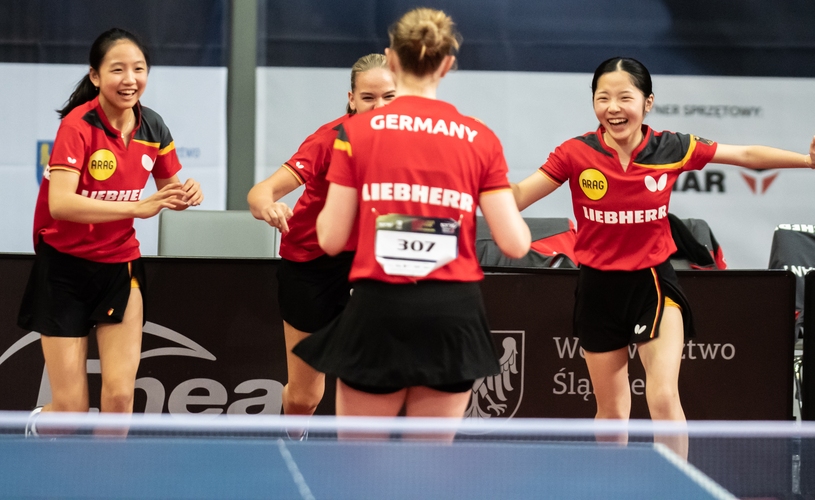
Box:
[573, 260, 694, 353]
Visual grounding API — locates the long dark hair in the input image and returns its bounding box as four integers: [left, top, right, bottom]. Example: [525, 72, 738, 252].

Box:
[57, 28, 150, 119]
[591, 57, 652, 98]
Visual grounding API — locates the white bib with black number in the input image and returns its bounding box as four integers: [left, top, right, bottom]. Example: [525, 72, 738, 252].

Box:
[374, 214, 459, 277]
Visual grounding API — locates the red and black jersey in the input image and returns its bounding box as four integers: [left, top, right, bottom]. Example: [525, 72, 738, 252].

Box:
[328, 95, 511, 284]
[279, 114, 356, 262]
[33, 96, 182, 263]
[540, 125, 717, 271]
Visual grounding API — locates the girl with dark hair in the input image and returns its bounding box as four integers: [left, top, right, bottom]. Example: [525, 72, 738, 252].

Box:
[513, 56, 815, 456]
[292, 8, 530, 437]
[19, 28, 203, 434]
[248, 54, 395, 426]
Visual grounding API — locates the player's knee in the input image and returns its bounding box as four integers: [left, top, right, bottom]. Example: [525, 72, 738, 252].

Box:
[284, 384, 324, 414]
[101, 386, 135, 413]
[645, 385, 681, 418]
[51, 395, 90, 413]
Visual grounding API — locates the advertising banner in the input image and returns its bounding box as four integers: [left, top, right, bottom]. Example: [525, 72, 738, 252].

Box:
[0, 256, 795, 420]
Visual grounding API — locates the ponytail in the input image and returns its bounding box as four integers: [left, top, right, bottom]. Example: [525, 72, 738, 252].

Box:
[57, 74, 99, 119]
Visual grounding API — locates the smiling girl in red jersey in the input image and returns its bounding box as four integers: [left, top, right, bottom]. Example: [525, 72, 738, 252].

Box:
[293, 8, 530, 439]
[18, 28, 203, 434]
[513, 57, 815, 457]
[248, 54, 395, 425]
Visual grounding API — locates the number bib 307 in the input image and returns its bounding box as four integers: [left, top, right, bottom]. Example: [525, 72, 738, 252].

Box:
[374, 214, 460, 277]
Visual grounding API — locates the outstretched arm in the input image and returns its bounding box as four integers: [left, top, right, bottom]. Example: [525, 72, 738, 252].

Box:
[511, 170, 561, 211]
[247, 166, 301, 233]
[712, 135, 815, 170]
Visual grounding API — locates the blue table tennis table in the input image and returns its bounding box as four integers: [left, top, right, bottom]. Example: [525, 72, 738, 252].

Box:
[0, 437, 733, 499]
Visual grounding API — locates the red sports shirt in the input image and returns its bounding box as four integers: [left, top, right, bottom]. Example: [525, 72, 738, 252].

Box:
[278, 114, 357, 262]
[33, 97, 182, 263]
[540, 125, 717, 270]
[328, 96, 511, 284]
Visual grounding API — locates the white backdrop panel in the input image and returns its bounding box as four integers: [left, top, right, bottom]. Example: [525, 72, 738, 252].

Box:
[257, 68, 815, 268]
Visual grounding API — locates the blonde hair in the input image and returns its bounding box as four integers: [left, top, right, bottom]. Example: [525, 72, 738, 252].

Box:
[346, 53, 389, 114]
[388, 8, 461, 77]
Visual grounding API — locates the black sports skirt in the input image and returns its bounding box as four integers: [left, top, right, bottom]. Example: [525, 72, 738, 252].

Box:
[17, 240, 145, 338]
[292, 280, 500, 389]
[277, 252, 354, 333]
[574, 260, 694, 353]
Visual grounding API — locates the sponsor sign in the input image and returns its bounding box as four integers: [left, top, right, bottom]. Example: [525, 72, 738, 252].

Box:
[0, 256, 795, 420]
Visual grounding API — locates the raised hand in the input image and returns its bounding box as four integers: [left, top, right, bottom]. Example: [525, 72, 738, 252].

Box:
[180, 178, 204, 207]
[134, 182, 187, 219]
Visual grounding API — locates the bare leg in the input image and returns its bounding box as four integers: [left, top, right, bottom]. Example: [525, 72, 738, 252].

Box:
[403, 386, 470, 442]
[95, 288, 144, 436]
[281, 321, 325, 416]
[584, 346, 630, 445]
[638, 306, 688, 459]
[40, 336, 90, 413]
[335, 379, 406, 441]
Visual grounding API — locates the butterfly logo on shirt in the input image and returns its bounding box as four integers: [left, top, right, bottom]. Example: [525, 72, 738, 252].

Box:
[644, 173, 668, 193]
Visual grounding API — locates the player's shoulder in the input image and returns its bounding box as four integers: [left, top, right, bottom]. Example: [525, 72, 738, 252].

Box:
[60, 100, 97, 130]
[139, 104, 169, 130]
[308, 114, 350, 140]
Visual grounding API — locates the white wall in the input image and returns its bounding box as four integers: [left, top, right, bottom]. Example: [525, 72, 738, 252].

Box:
[257, 67, 815, 268]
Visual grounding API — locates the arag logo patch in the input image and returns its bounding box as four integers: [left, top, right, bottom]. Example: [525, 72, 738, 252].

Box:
[578, 168, 607, 200]
[464, 330, 524, 421]
[88, 149, 117, 181]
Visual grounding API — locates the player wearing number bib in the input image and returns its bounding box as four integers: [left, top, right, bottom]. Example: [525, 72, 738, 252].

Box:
[513, 56, 815, 457]
[248, 54, 396, 422]
[293, 8, 530, 433]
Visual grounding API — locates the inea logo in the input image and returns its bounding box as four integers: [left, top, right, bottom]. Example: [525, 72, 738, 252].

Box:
[0, 322, 283, 414]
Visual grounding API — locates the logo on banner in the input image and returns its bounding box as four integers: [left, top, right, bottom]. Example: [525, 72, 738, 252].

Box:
[36, 141, 53, 185]
[740, 169, 778, 195]
[464, 330, 524, 420]
[0, 322, 283, 414]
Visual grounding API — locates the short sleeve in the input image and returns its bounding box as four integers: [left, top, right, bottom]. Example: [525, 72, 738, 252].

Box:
[283, 125, 335, 185]
[479, 134, 511, 194]
[326, 123, 355, 188]
[49, 120, 86, 174]
[539, 144, 571, 185]
[684, 134, 718, 172]
[150, 114, 182, 179]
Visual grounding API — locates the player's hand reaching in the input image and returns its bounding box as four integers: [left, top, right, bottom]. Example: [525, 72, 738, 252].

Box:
[134, 182, 187, 219]
[178, 178, 204, 208]
[808, 135, 815, 169]
[260, 202, 294, 234]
